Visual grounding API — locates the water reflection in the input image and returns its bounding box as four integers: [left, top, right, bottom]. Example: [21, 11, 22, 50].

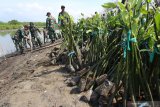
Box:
[0, 30, 47, 57]
[0, 31, 16, 57]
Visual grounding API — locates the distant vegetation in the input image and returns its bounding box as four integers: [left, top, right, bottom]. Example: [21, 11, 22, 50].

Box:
[0, 20, 45, 30]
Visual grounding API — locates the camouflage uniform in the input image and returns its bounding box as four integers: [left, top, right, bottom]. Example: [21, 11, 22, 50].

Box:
[11, 35, 19, 51]
[46, 15, 57, 43]
[58, 9, 70, 38]
[29, 22, 42, 48]
[58, 11, 70, 27]
[15, 28, 24, 54]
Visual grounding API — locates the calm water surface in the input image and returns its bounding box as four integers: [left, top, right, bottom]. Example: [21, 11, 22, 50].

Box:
[0, 30, 45, 57]
[0, 31, 16, 57]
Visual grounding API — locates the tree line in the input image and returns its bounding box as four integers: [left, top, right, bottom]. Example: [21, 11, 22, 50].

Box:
[0, 20, 45, 30]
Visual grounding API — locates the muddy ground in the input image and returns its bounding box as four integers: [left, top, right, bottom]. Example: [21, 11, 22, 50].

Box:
[0, 43, 90, 107]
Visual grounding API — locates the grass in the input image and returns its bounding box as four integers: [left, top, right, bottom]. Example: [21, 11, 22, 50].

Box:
[0, 22, 46, 30]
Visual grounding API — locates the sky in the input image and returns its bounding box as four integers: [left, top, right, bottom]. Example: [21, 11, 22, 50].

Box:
[0, 0, 115, 22]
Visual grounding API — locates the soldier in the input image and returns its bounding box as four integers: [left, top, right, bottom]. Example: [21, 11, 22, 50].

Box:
[29, 22, 42, 48]
[46, 12, 57, 43]
[15, 26, 25, 54]
[58, 5, 70, 38]
[58, 5, 70, 27]
[11, 34, 19, 51]
[23, 25, 33, 51]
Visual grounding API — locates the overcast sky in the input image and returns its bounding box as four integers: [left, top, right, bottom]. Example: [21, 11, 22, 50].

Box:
[0, 0, 116, 22]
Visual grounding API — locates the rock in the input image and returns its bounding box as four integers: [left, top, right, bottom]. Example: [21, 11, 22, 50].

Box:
[70, 87, 80, 94]
[78, 78, 87, 92]
[95, 80, 113, 97]
[96, 74, 107, 86]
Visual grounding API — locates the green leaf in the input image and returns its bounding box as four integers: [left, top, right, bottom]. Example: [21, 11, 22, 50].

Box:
[120, 11, 129, 24]
[118, 2, 126, 11]
[136, 0, 142, 10]
[131, 23, 138, 36]
[128, 0, 138, 8]
[148, 37, 155, 50]
[141, 7, 148, 14]
[154, 13, 160, 31]
[102, 2, 117, 9]
[147, 0, 151, 3]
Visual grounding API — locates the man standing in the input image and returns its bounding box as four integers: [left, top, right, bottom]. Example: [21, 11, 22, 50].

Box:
[29, 22, 42, 48]
[58, 5, 70, 38]
[46, 12, 57, 43]
[58, 5, 70, 27]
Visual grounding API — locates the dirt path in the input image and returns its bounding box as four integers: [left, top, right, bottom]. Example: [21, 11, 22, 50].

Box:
[0, 44, 90, 107]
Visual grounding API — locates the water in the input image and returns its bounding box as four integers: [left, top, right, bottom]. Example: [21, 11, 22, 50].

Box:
[0, 30, 45, 57]
[0, 30, 61, 57]
[0, 31, 16, 57]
